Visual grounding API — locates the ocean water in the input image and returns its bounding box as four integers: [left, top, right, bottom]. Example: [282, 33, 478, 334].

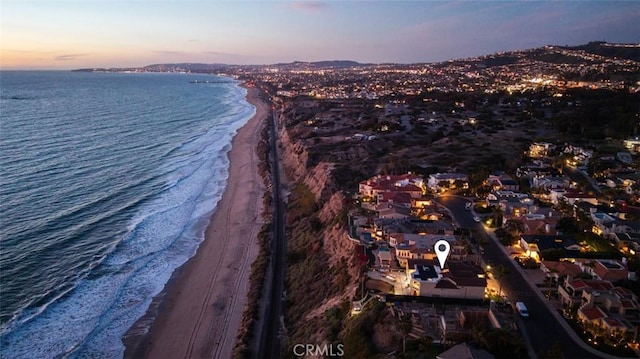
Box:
[0, 71, 255, 358]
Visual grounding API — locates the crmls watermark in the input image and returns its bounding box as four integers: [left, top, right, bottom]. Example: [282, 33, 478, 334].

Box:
[292, 343, 344, 357]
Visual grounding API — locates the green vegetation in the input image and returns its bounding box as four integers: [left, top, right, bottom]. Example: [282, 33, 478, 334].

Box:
[341, 301, 387, 359]
[233, 120, 274, 359]
[283, 182, 353, 357]
[325, 301, 350, 342]
[470, 328, 527, 359]
[564, 312, 636, 357]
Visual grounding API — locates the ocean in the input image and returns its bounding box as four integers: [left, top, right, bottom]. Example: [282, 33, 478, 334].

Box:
[0, 71, 255, 358]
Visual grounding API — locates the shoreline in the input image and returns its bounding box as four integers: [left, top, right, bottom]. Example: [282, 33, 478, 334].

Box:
[123, 84, 269, 359]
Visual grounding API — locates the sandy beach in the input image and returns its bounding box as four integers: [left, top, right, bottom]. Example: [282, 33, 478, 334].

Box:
[124, 85, 269, 359]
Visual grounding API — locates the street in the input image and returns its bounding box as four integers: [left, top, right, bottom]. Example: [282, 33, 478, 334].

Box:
[437, 195, 602, 359]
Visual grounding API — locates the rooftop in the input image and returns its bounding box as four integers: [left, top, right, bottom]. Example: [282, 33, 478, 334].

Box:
[413, 264, 440, 281]
[579, 306, 607, 321]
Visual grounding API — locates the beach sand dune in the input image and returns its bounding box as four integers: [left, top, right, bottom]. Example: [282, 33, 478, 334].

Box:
[125, 86, 269, 359]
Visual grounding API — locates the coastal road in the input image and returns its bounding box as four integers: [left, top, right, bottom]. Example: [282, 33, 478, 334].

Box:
[436, 195, 602, 359]
[257, 109, 287, 359]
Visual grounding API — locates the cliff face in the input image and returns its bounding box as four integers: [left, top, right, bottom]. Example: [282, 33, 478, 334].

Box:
[277, 113, 354, 265]
[277, 107, 357, 274]
[276, 109, 361, 349]
[277, 115, 309, 182]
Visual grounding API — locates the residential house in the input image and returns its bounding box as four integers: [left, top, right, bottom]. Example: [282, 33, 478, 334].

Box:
[520, 235, 581, 261]
[558, 278, 614, 308]
[528, 142, 555, 158]
[486, 191, 536, 218]
[531, 174, 569, 190]
[516, 160, 556, 179]
[623, 137, 640, 154]
[486, 173, 520, 191]
[549, 188, 568, 205]
[427, 173, 469, 192]
[411, 198, 441, 220]
[575, 286, 639, 339]
[577, 306, 607, 324]
[377, 204, 411, 219]
[561, 190, 599, 206]
[611, 232, 640, 254]
[359, 173, 425, 201]
[391, 233, 458, 267]
[520, 212, 559, 236]
[540, 260, 583, 281]
[377, 191, 413, 208]
[575, 259, 629, 283]
[406, 260, 487, 299]
[373, 218, 454, 241]
[376, 247, 392, 268]
[590, 212, 617, 236]
[562, 144, 594, 166]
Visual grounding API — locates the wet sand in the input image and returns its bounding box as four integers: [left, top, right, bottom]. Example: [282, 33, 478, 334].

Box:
[124, 85, 269, 359]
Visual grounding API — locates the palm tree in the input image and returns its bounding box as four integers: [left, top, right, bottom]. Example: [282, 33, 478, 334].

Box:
[399, 314, 413, 354]
[546, 268, 559, 299]
[504, 219, 526, 237]
[490, 205, 504, 227]
[493, 265, 509, 299]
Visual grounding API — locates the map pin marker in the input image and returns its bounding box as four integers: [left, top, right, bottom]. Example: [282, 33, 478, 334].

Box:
[435, 239, 451, 269]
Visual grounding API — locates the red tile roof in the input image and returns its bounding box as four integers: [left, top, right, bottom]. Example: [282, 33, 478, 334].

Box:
[569, 279, 614, 291]
[603, 318, 624, 328]
[579, 306, 607, 321]
[593, 260, 628, 282]
[563, 192, 597, 199]
[620, 299, 636, 309]
[541, 261, 582, 277]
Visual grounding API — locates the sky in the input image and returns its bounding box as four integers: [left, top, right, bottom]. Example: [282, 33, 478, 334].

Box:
[1, 1, 639, 70]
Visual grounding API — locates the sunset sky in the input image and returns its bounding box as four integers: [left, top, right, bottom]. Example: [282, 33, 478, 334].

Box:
[2, 1, 638, 70]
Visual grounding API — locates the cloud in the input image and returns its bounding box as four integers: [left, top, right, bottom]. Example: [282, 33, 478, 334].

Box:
[289, 1, 329, 12]
[54, 54, 88, 61]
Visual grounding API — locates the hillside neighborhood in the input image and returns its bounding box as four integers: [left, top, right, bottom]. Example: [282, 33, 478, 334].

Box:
[213, 42, 640, 358]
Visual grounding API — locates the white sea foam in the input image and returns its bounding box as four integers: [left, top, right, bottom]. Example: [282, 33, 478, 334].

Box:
[0, 80, 256, 358]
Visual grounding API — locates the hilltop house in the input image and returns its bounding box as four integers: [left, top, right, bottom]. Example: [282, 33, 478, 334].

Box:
[359, 173, 425, 201]
[530, 174, 569, 190]
[406, 259, 487, 299]
[390, 233, 458, 267]
[486, 173, 520, 192]
[528, 142, 555, 158]
[427, 173, 468, 192]
[486, 191, 536, 218]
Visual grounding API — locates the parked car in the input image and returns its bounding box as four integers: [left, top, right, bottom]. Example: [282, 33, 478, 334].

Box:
[515, 302, 529, 318]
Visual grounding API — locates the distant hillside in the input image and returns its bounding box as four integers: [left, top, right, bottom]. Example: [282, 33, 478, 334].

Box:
[272, 60, 364, 69]
[568, 41, 640, 62]
[72, 41, 639, 73]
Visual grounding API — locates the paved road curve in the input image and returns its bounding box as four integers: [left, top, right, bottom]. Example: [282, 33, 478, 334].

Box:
[437, 195, 603, 359]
